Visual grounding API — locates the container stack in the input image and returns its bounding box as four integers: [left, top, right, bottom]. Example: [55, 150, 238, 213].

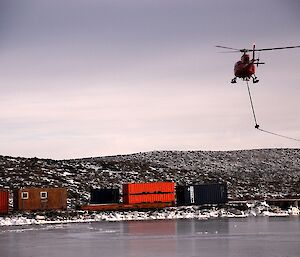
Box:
[0, 190, 9, 215]
[122, 182, 175, 204]
[176, 183, 228, 206]
[90, 188, 120, 204]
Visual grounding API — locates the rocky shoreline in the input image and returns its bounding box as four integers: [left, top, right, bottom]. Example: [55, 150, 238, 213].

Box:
[1, 201, 299, 226]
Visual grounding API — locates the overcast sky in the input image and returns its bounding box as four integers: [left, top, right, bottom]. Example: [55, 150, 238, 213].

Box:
[1, 0, 300, 159]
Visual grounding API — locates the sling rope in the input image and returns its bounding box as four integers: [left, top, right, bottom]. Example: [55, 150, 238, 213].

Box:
[246, 81, 300, 142]
[246, 81, 259, 128]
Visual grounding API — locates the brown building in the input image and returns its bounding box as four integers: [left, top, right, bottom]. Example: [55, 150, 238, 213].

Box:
[13, 188, 67, 211]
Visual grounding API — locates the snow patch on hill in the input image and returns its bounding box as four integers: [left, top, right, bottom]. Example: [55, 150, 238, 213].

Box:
[0, 149, 300, 208]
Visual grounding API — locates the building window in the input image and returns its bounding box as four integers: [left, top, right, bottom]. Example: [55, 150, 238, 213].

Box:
[21, 192, 29, 199]
[40, 191, 48, 199]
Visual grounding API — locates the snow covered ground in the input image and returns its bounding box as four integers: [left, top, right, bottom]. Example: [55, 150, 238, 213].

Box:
[1, 202, 299, 227]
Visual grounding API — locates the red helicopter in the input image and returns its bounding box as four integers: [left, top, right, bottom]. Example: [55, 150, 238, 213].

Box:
[216, 44, 300, 84]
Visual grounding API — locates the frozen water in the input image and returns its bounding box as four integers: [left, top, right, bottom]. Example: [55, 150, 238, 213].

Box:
[0, 217, 299, 257]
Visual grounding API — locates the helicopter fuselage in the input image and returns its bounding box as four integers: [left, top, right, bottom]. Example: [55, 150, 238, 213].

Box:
[234, 54, 256, 80]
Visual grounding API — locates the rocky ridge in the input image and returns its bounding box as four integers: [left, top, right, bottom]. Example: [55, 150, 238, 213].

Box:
[0, 148, 300, 208]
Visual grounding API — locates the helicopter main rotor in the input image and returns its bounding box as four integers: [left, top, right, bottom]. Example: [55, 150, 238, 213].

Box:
[216, 44, 300, 53]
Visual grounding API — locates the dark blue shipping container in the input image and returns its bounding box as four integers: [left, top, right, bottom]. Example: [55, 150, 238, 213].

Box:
[90, 188, 120, 204]
[176, 183, 228, 206]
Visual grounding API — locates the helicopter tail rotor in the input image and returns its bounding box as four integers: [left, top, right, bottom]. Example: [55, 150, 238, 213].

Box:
[251, 45, 265, 66]
[255, 52, 265, 66]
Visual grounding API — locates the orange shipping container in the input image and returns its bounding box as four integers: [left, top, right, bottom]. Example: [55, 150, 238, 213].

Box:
[123, 193, 175, 204]
[81, 202, 174, 211]
[123, 182, 175, 195]
[0, 190, 9, 214]
[13, 188, 67, 211]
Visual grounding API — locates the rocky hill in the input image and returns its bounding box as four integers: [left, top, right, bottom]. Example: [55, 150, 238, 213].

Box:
[1, 148, 300, 208]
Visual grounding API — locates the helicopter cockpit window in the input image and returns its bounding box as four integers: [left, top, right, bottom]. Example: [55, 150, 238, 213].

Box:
[242, 55, 250, 62]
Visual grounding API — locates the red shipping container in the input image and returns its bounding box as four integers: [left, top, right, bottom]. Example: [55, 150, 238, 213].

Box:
[81, 202, 174, 211]
[0, 190, 9, 214]
[123, 182, 175, 195]
[123, 193, 175, 204]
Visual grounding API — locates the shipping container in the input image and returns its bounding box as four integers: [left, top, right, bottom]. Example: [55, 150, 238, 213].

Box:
[176, 183, 228, 206]
[13, 188, 67, 211]
[0, 190, 9, 215]
[123, 182, 175, 195]
[90, 188, 120, 204]
[123, 193, 175, 204]
[81, 202, 174, 211]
